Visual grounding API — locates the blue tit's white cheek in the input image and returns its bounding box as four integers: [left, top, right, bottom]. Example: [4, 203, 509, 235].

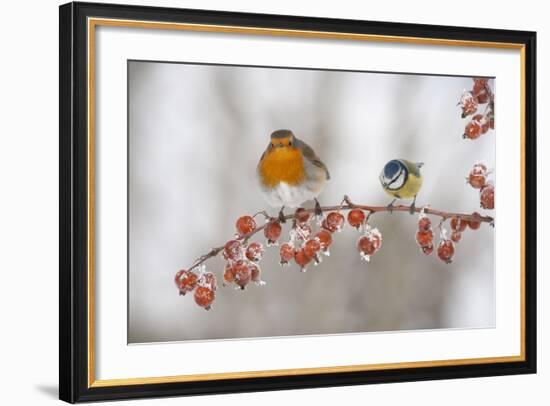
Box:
[387, 171, 406, 191]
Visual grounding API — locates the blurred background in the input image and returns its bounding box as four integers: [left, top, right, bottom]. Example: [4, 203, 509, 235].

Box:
[128, 61, 495, 343]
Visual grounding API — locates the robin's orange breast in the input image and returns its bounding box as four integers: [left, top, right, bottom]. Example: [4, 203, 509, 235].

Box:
[259, 147, 305, 188]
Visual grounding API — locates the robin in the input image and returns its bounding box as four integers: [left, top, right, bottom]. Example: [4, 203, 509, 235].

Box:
[257, 129, 330, 222]
[379, 159, 424, 214]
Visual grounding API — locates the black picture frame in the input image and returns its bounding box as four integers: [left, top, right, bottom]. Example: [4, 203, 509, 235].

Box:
[59, 1, 537, 403]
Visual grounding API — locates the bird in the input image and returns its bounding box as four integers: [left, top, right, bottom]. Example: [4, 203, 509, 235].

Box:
[379, 159, 424, 214]
[257, 129, 330, 222]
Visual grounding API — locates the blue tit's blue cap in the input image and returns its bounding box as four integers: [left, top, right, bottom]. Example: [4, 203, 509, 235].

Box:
[384, 160, 402, 179]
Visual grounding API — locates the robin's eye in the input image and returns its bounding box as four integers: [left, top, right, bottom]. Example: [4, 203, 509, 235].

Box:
[288, 141, 292, 146]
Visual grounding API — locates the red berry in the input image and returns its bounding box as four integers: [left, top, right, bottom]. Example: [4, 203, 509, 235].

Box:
[321, 218, 337, 233]
[176, 270, 198, 295]
[223, 240, 243, 261]
[294, 249, 312, 270]
[295, 208, 310, 224]
[347, 209, 366, 229]
[236, 215, 256, 236]
[416, 230, 433, 247]
[450, 217, 467, 232]
[279, 243, 295, 264]
[451, 231, 462, 243]
[480, 183, 494, 210]
[303, 239, 321, 258]
[421, 243, 434, 255]
[174, 269, 186, 287]
[437, 240, 455, 264]
[459, 91, 478, 118]
[223, 263, 236, 284]
[468, 163, 488, 189]
[315, 230, 333, 251]
[468, 212, 482, 230]
[468, 173, 486, 189]
[194, 286, 215, 309]
[357, 235, 381, 256]
[245, 242, 264, 262]
[464, 120, 482, 139]
[264, 221, 282, 244]
[326, 212, 345, 232]
[233, 260, 252, 289]
[473, 78, 488, 95]
[418, 216, 432, 232]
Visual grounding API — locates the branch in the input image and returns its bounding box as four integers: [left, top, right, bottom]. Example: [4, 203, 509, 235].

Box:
[187, 195, 493, 272]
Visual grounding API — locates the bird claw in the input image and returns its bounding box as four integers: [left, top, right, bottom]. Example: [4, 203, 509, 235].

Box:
[387, 203, 395, 213]
[409, 203, 416, 215]
[278, 208, 286, 224]
[314, 199, 323, 217]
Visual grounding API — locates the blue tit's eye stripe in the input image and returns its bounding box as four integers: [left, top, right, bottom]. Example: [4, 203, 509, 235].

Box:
[385, 162, 408, 190]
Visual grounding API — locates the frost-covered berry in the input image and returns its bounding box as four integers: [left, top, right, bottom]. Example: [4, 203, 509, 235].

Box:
[468, 163, 488, 189]
[326, 212, 345, 232]
[223, 240, 243, 261]
[245, 242, 264, 262]
[174, 269, 186, 287]
[321, 218, 337, 233]
[315, 230, 333, 252]
[468, 212, 482, 230]
[480, 183, 494, 210]
[194, 286, 215, 309]
[464, 115, 485, 139]
[347, 209, 366, 229]
[264, 221, 282, 245]
[294, 249, 312, 271]
[176, 270, 198, 295]
[437, 240, 455, 264]
[418, 216, 432, 232]
[233, 260, 252, 289]
[223, 263, 236, 284]
[473, 78, 489, 96]
[450, 216, 468, 232]
[236, 215, 256, 236]
[459, 91, 479, 118]
[295, 208, 310, 224]
[279, 243, 295, 265]
[357, 229, 382, 261]
[451, 231, 462, 243]
[415, 230, 433, 247]
[303, 239, 321, 258]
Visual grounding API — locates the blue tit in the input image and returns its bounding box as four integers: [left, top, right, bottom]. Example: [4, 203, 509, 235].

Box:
[379, 159, 424, 213]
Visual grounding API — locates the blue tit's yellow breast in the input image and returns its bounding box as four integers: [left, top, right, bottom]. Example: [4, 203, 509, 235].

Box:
[385, 173, 423, 199]
[259, 147, 305, 188]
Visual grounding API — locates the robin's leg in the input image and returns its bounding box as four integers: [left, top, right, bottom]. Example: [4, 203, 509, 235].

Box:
[278, 206, 286, 223]
[409, 195, 417, 215]
[314, 198, 323, 218]
[386, 198, 397, 213]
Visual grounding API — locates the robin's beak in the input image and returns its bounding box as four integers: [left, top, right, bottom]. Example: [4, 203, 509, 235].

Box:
[275, 143, 285, 148]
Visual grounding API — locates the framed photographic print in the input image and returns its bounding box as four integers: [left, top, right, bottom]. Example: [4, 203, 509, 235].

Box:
[59, 1, 536, 403]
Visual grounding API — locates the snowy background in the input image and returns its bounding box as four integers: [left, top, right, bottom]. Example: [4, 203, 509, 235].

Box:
[128, 61, 495, 343]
